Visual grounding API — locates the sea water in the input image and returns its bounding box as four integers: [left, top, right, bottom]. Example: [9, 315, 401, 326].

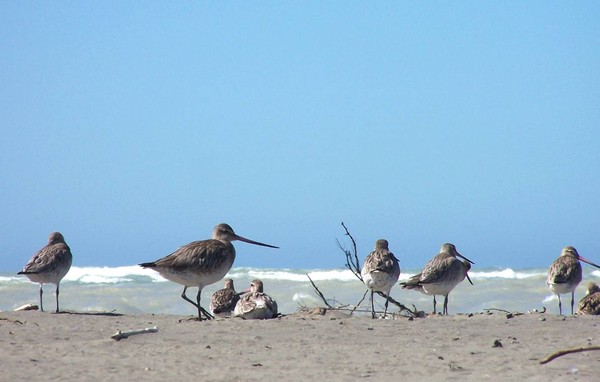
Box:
[1, 266, 599, 316]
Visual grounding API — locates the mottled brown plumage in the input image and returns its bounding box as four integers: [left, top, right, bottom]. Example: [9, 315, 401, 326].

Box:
[140, 223, 277, 321]
[210, 278, 240, 317]
[547, 246, 600, 315]
[578, 282, 600, 315]
[361, 239, 400, 319]
[401, 243, 474, 315]
[18, 232, 73, 313]
[234, 279, 278, 319]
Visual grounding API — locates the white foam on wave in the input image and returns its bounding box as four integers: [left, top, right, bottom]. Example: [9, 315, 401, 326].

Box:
[468, 268, 546, 279]
[590, 270, 600, 278]
[243, 269, 357, 282]
[64, 266, 166, 284]
[0, 276, 23, 283]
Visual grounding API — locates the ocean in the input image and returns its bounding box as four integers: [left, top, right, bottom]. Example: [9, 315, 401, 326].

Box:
[2, 266, 599, 316]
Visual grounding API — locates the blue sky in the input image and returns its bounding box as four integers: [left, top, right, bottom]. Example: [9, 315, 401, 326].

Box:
[2, 2, 599, 271]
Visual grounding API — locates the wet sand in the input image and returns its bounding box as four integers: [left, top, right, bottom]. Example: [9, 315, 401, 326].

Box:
[1, 309, 599, 381]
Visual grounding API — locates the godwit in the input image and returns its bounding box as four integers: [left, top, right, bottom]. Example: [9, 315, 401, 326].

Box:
[578, 282, 600, 315]
[233, 279, 278, 319]
[547, 246, 600, 315]
[401, 243, 474, 315]
[139, 223, 278, 321]
[18, 232, 73, 313]
[209, 278, 240, 317]
[361, 239, 400, 319]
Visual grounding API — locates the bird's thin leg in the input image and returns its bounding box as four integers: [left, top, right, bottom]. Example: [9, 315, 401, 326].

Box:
[570, 291, 575, 315]
[181, 286, 202, 320]
[443, 295, 449, 315]
[432, 296, 437, 314]
[370, 290, 376, 319]
[39, 284, 44, 312]
[558, 294, 563, 315]
[55, 282, 60, 313]
[196, 288, 213, 320]
[383, 291, 390, 318]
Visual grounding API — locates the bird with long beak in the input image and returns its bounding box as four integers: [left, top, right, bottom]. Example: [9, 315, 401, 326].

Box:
[547, 246, 600, 315]
[401, 243, 474, 315]
[140, 224, 278, 321]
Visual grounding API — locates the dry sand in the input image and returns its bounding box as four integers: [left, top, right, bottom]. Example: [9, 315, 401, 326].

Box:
[1, 309, 599, 381]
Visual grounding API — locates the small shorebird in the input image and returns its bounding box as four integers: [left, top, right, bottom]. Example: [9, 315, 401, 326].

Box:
[209, 278, 240, 317]
[547, 246, 600, 315]
[140, 223, 278, 321]
[401, 243, 474, 315]
[578, 282, 600, 315]
[233, 279, 278, 319]
[18, 232, 73, 313]
[361, 239, 400, 319]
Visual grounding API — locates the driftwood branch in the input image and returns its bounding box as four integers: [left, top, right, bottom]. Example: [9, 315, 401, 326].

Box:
[306, 273, 333, 308]
[540, 346, 600, 364]
[111, 326, 158, 341]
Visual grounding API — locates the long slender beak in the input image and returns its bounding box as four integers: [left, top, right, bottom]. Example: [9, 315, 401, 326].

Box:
[235, 235, 279, 249]
[466, 272, 474, 285]
[579, 255, 600, 269]
[457, 252, 475, 264]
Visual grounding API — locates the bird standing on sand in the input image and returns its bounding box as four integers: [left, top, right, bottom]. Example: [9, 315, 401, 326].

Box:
[401, 243, 474, 315]
[578, 282, 600, 315]
[18, 232, 73, 313]
[139, 223, 278, 321]
[233, 279, 278, 319]
[547, 246, 600, 315]
[361, 239, 400, 319]
[210, 278, 240, 317]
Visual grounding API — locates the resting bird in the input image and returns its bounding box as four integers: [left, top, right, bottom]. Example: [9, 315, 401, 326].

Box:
[18, 232, 73, 313]
[234, 279, 278, 319]
[577, 282, 600, 315]
[361, 239, 400, 319]
[210, 278, 240, 317]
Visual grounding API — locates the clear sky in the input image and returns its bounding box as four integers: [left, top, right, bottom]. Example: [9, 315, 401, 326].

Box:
[2, 2, 599, 272]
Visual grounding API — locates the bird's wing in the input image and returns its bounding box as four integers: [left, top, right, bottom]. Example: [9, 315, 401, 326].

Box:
[20, 244, 71, 274]
[154, 239, 230, 271]
[548, 257, 580, 284]
[418, 254, 454, 284]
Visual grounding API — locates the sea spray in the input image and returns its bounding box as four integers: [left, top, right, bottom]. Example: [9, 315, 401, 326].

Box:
[1, 266, 599, 316]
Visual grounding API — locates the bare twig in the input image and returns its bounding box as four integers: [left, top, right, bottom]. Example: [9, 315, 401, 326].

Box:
[540, 346, 600, 364]
[351, 290, 370, 315]
[306, 274, 333, 308]
[337, 222, 363, 282]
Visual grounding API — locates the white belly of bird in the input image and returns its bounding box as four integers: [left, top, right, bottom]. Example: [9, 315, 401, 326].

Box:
[363, 271, 396, 293]
[158, 263, 231, 288]
[421, 278, 462, 296]
[23, 268, 69, 285]
[548, 281, 577, 295]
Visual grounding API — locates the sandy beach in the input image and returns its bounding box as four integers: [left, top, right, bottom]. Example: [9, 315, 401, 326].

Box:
[1, 309, 599, 381]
